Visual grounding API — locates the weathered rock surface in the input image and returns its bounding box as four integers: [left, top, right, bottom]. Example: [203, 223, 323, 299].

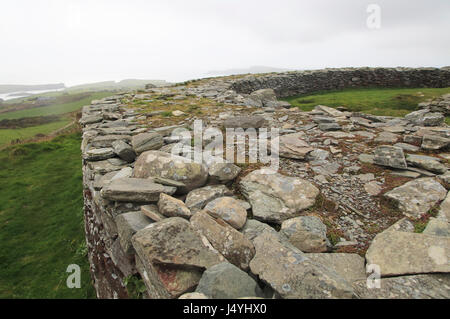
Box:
[422, 134, 450, 150]
[158, 193, 192, 219]
[241, 219, 278, 241]
[406, 154, 447, 174]
[306, 253, 366, 283]
[385, 217, 415, 233]
[240, 169, 320, 224]
[249, 231, 355, 299]
[131, 132, 164, 154]
[190, 211, 255, 270]
[208, 162, 241, 183]
[384, 177, 447, 218]
[439, 191, 450, 222]
[204, 197, 247, 230]
[132, 218, 224, 297]
[84, 147, 115, 161]
[223, 115, 267, 129]
[374, 132, 399, 143]
[185, 185, 233, 213]
[195, 262, 262, 299]
[245, 88, 278, 108]
[133, 151, 208, 194]
[366, 230, 450, 276]
[112, 140, 136, 163]
[373, 145, 407, 169]
[364, 181, 383, 196]
[353, 274, 450, 299]
[179, 292, 208, 299]
[318, 122, 341, 131]
[101, 178, 176, 202]
[405, 109, 445, 127]
[280, 216, 328, 253]
[81, 69, 450, 299]
[141, 204, 166, 222]
[132, 217, 224, 269]
[423, 218, 450, 237]
[135, 254, 202, 299]
[276, 132, 314, 159]
[314, 105, 344, 117]
[115, 211, 152, 255]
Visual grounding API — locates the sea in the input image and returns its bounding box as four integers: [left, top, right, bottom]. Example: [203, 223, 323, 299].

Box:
[0, 88, 65, 102]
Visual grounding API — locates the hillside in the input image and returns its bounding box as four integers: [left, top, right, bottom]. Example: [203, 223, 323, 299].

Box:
[0, 133, 95, 298]
[0, 83, 65, 94]
[66, 79, 169, 92]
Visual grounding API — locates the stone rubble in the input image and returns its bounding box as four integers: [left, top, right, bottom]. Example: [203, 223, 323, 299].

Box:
[81, 67, 450, 299]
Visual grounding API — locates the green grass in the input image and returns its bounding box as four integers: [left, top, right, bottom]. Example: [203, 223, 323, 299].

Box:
[0, 119, 72, 147]
[284, 87, 450, 117]
[0, 92, 112, 120]
[0, 133, 95, 298]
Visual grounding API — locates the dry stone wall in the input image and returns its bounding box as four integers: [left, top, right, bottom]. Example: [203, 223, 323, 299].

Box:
[231, 67, 450, 98]
[80, 67, 450, 299]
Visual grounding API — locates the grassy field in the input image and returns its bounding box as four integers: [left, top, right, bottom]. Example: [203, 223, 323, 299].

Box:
[284, 87, 450, 117]
[0, 91, 114, 148]
[0, 133, 95, 299]
[0, 92, 112, 120]
[0, 119, 72, 146]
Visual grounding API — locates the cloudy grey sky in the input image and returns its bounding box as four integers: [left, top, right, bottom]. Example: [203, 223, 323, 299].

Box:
[0, 0, 449, 86]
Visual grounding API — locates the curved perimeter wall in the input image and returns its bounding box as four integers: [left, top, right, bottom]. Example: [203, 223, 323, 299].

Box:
[81, 67, 450, 299]
[231, 67, 450, 98]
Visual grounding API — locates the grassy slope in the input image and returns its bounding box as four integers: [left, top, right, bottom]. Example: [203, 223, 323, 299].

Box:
[0, 92, 112, 120]
[0, 119, 71, 146]
[284, 87, 450, 117]
[0, 91, 114, 147]
[0, 133, 95, 298]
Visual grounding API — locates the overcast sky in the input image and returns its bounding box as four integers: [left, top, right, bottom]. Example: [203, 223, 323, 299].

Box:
[0, 0, 449, 86]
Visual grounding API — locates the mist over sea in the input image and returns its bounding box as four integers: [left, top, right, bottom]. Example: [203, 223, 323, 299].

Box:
[0, 88, 64, 101]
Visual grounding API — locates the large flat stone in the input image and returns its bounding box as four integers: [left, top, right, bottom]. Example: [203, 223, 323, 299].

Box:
[185, 185, 233, 213]
[249, 231, 355, 299]
[112, 140, 136, 163]
[133, 150, 208, 194]
[190, 211, 255, 270]
[131, 132, 164, 154]
[422, 134, 450, 150]
[195, 262, 263, 299]
[305, 253, 366, 283]
[366, 230, 450, 277]
[204, 197, 247, 230]
[135, 255, 201, 299]
[384, 177, 447, 218]
[132, 217, 224, 269]
[240, 169, 320, 224]
[101, 177, 176, 202]
[406, 154, 447, 174]
[223, 115, 267, 129]
[132, 217, 224, 298]
[314, 105, 344, 117]
[373, 145, 407, 169]
[276, 132, 314, 160]
[353, 274, 450, 299]
[115, 211, 152, 255]
[84, 147, 115, 161]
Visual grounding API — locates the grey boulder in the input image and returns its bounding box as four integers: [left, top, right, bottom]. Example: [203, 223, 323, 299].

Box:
[101, 177, 176, 202]
[133, 150, 208, 194]
[240, 169, 320, 224]
[195, 262, 262, 299]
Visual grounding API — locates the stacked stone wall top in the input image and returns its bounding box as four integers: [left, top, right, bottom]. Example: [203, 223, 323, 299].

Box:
[231, 67, 450, 98]
[80, 68, 450, 299]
